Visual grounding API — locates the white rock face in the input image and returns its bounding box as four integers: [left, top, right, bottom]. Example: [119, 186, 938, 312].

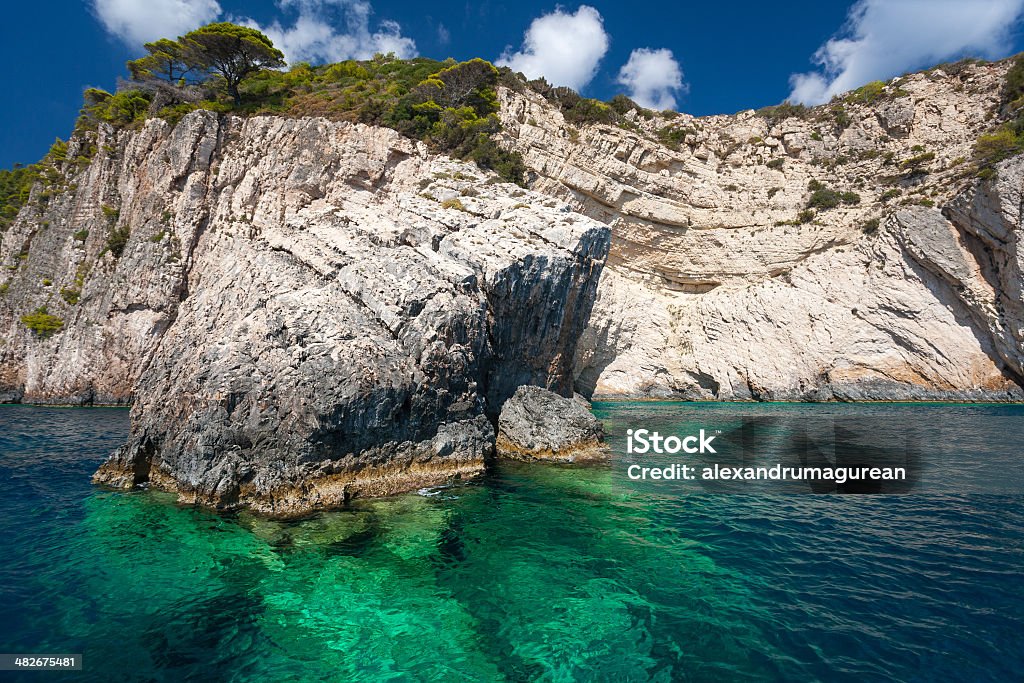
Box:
[500, 60, 1024, 399]
[0, 111, 609, 514]
[2, 56, 1024, 514]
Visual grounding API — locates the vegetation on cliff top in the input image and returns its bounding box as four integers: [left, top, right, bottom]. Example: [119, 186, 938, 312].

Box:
[5, 27, 1024, 236]
[0, 165, 37, 231]
[71, 23, 527, 186]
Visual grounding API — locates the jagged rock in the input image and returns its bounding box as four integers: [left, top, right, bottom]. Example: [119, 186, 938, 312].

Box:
[0, 111, 610, 515]
[496, 385, 607, 461]
[876, 97, 915, 138]
[3, 56, 1024, 515]
[498, 58, 1024, 400]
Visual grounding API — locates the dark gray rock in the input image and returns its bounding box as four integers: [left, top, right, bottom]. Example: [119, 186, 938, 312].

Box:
[496, 385, 607, 461]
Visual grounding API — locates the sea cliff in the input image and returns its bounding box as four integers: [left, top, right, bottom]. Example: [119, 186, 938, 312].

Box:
[497, 60, 1024, 399]
[3, 55, 1024, 511]
[0, 111, 608, 513]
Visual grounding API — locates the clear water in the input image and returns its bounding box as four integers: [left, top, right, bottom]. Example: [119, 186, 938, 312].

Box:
[1, 403, 1022, 682]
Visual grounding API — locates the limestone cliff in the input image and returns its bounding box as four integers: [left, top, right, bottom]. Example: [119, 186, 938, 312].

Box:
[3, 54, 1024, 511]
[0, 111, 608, 514]
[498, 59, 1024, 400]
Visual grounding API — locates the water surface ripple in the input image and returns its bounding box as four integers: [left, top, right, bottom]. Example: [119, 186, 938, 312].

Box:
[0, 404, 1021, 681]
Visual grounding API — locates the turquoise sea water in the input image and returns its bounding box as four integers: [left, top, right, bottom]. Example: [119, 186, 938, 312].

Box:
[1, 403, 1022, 682]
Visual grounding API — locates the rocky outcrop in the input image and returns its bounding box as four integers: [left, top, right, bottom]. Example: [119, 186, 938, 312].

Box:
[0, 111, 609, 514]
[4, 54, 1024, 513]
[496, 386, 607, 461]
[498, 59, 1024, 400]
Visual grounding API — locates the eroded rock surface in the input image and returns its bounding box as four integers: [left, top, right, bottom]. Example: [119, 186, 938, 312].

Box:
[0, 111, 609, 514]
[4, 56, 1024, 513]
[496, 385, 607, 461]
[497, 59, 1024, 400]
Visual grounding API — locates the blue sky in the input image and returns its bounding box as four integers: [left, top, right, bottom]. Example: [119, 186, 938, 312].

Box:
[3, 1, 1024, 168]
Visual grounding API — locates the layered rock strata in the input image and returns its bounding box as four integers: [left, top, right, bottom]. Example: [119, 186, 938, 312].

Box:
[0, 111, 609, 514]
[498, 59, 1024, 400]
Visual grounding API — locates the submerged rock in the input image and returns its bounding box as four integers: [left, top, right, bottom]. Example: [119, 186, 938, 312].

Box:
[496, 385, 607, 461]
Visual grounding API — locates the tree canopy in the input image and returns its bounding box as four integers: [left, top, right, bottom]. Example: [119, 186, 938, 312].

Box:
[128, 22, 284, 105]
[182, 23, 285, 104]
[127, 38, 199, 84]
[98, 35, 528, 184]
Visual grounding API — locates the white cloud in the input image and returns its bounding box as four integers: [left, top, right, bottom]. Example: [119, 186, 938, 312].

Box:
[242, 0, 416, 64]
[616, 48, 685, 110]
[496, 5, 609, 91]
[92, 0, 221, 46]
[92, 0, 415, 65]
[789, 0, 1024, 105]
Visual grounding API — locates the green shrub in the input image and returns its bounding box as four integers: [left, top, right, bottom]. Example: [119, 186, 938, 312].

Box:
[70, 51, 532, 186]
[757, 102, 808, 123]
[974, 127, 1023, 168]
[845, 81, 887, 105]
[553, 90, 618, 126]
[863, 218, 880, 234]
[831, 105, 851, 129]
[440, 198, 466, 211]
[810, 131, 822, 141]
[1004, 54, 1024, 104]
[0, 164, 39, 231]
[60, 287, 80, 305]
[324, 60, 371, 82]
[73, 229, 89, 241]
[880, 188, 901, 202]
[766, 158, 785, 170]
[901, 151, 936, 172]
[806, 180, 860, 210]
[608, 94, 653, 118]
[104, 225, 131, 258]
[48, 138, 68, 161]
[78, 89, 152, 129]
[156, 101, 232, 126]
[466, 136, 527, 186]
[21, 307, 64, 338]
[797, 209, 815, 224]
[658, 126, 694, 151]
